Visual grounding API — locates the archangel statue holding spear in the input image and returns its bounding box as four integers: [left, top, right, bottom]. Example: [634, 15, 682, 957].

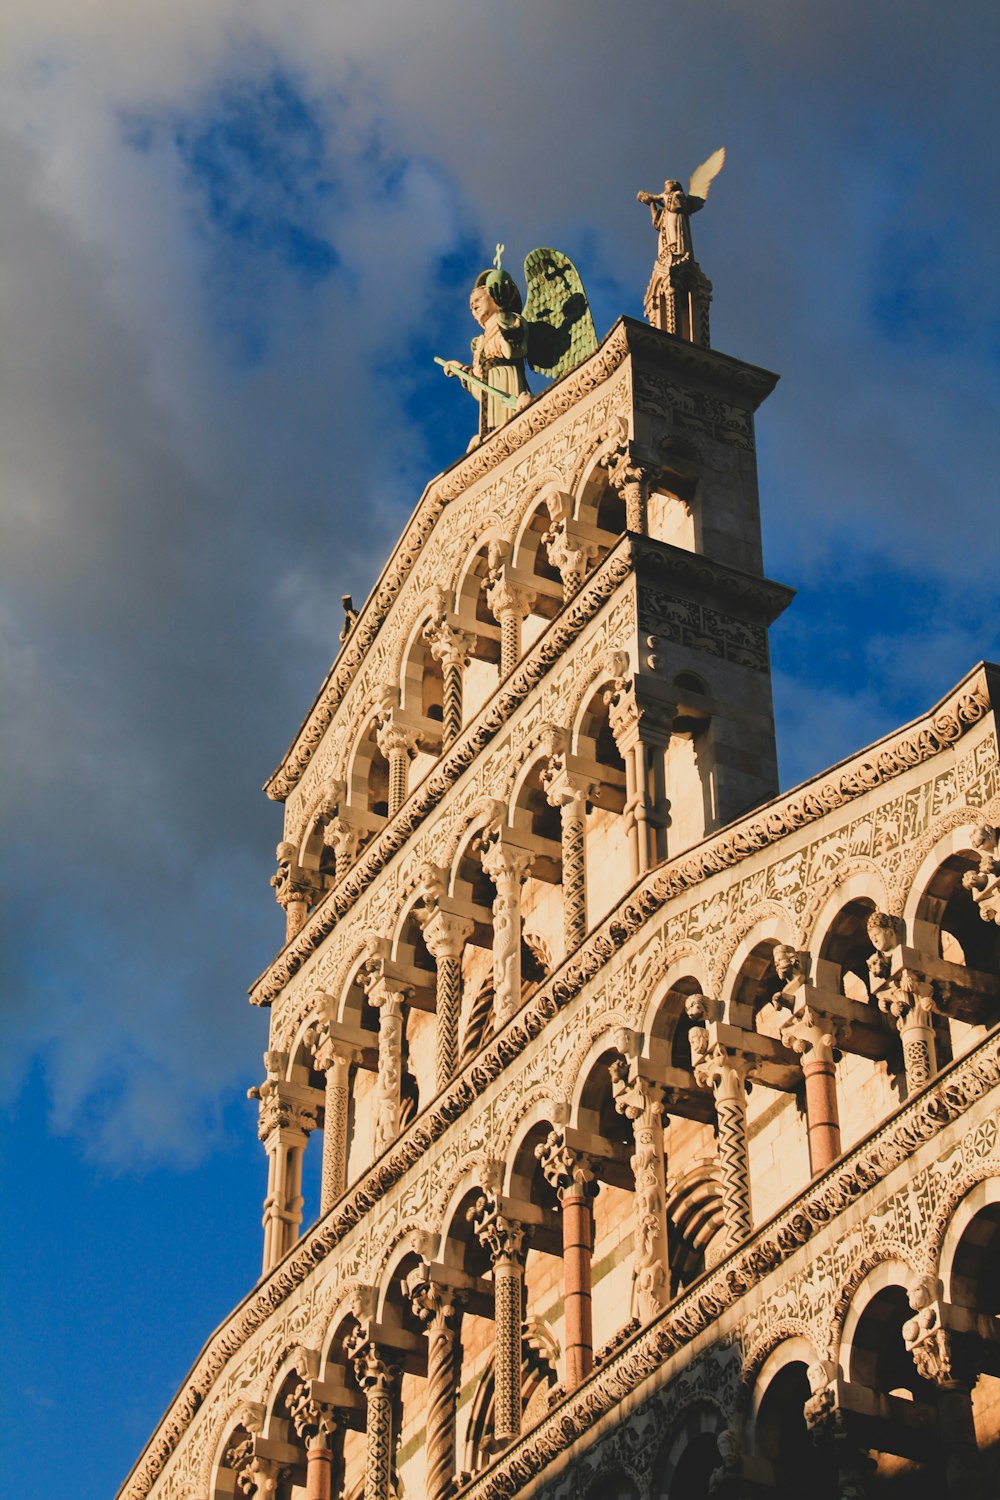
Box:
[437, 244, 597, 449]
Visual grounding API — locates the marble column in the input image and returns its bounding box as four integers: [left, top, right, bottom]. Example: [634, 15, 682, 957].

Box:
[688, 1026, 754, 1250]
[544, 521, 598, 600]
[422, 909, 474, 1092]
[542, 759, 595, 956]
[480, 835, 534, 1025]
[470, 1193, 530, 1444]
[249, 1073, 320, 1274]
[425, 621, 475, 751]
[406, 1265, 467, 1500]
[611, 1062, 670, 1321]
[485, 572, 535, 678]
[376, 719, 417, 818]
[288, 1379, 339, 1500]
[346, 1334, 399, 1500]
[536, 1129, 599, 1389]
[362, 943, 410, 1157]
[307, 1027, 361, 1213]
[270, 842, 321, 942]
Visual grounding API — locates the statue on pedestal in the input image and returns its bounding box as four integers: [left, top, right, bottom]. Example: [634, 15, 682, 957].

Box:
[637, 147, 725, 343]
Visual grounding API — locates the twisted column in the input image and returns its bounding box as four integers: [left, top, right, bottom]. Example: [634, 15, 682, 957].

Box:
[606, 678, 672, 876]
[425, 620, 475, 750]
[346, 1334, 399, 1500]
[611, 1063, 670, 1321]
[542, 758, 595, 956]
[322, 816, 362, 879]
[248, 1069, 320, 1273]
[406, 1266, 467, 1500]
[470, 1194, 530, 1444]
[600, 446, 653, 535]
[686, 1005, 754, 1250]
[536, 1129, 599, 1389]
[480, 836, 534, 1025]
[422, 909, 474, 1092]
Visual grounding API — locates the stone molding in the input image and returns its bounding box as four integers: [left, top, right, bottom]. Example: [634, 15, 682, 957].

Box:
[117, 1027, 1000, 1499]
[251, 661, 994, 1008]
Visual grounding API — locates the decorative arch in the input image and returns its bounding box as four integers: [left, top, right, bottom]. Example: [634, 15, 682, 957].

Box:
[937, 1172, 1000, 1307]
[716, 905, 798, 1020]
[650, 1397, 728, 1500]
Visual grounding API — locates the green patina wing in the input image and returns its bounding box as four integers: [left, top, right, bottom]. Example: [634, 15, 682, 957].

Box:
[522, 247, 598, 381]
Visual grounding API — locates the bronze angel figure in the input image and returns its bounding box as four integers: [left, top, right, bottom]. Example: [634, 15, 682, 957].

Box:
[437, 245, 598, 446]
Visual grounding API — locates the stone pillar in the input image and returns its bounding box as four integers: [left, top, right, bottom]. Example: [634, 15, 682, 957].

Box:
[406, 1264, 467, 1500]
[600, 445, 654, 535]
[323, 816, 362, 880]
[249, 1067, 320, 1274]
[536, 1128, 599, 1389]
[422, 909, 474, 1092]
[271, 842, 322, 943]
[288, 1366, 339, 1500]
[480, 835, 534, 1025]
[606, 678, 672, 877]
[542, 758, 595, 956]
[903, 1281, 983, 1499]
[866, 910, 938, 1094]
[611, 1062, 670, 1321]
[686, 1010, 754, 1250]
[485, 568, 535, 679]
[376, 718, 417, 818]
[362, 941, 411, 1157]
[425, 620, 475, 751]
[774, 948, 844, 1175]
[346, 1334, 399, 1500]
[470, 1193, 530, 1444]
[803, 1367, 875, 1500]
[306, 1026, 361, 1213]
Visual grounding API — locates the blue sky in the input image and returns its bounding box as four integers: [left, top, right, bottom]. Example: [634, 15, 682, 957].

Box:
[1, 4, 998, 1495]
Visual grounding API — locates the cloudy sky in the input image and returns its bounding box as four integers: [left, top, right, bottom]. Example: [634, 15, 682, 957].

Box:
[1, 3, 997, 1494]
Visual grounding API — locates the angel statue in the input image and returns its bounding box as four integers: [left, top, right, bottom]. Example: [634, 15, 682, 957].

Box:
[437, 244, 598, 449]
[637, 148, 725, 342]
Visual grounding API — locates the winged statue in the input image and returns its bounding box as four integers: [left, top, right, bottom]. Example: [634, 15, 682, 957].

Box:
[637, 148, 725, 340]
[436, 245, 598, 447]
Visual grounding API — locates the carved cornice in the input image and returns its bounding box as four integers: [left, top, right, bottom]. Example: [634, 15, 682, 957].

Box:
[264, 319, 779, 803]
[116, 1026, 1000, 1500]
[251, 660, 995, 1008]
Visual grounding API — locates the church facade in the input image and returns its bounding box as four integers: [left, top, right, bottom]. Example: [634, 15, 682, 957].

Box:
[120, 219, 1000, 1500]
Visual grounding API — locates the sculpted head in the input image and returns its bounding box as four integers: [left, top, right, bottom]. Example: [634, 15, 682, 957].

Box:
[469, 284, 497, 328]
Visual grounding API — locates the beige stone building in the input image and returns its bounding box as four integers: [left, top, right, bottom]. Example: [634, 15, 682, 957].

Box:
[119, 225, 1000, 1500]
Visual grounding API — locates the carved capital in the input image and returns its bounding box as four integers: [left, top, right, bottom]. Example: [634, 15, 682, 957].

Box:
[287, 1381, 337, 1446]
[485, 572, 535, 624]
[535, 1128, 599, 1201]
[468, 1193, 530, 1267]
[375, 715, 418, 761]
[422, 908, 474, 962]
[541, 756, 596, 813]
[270, 842, 322, 912]
[424, 618, 476, 671]
[480, 834, 534, 890]
[247, 1078, 320, 1142]
[404, 1262, 468, 1333]
[344, 1329, 399, 1397]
